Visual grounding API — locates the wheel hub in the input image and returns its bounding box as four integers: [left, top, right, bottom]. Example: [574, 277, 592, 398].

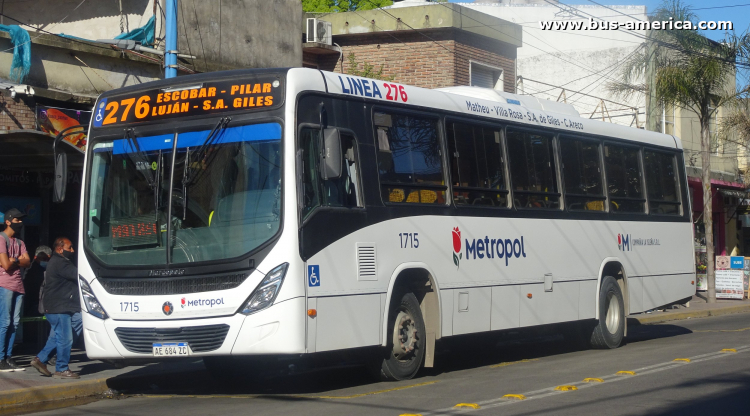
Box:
[392, 310, 418, 359]
[605, 292, 621, 334]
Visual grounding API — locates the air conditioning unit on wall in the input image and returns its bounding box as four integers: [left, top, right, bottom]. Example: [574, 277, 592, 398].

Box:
[307, 18, 332, 45]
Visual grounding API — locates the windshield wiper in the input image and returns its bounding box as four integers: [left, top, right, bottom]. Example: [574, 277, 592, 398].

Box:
[181, 116, 231, 219]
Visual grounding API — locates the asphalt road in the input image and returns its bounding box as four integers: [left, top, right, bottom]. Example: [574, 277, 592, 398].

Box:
[29, 313, 750, 416]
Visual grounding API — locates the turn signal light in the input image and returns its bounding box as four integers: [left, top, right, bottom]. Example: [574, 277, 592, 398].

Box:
[307, 309, 317, 317]
[691, 281, 695, 285]
[527, 293, 533, 299]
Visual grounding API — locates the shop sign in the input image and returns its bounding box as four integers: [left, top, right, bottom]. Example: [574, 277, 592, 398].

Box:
[716, 269, 744, 300]
[36, 106, 91, 153]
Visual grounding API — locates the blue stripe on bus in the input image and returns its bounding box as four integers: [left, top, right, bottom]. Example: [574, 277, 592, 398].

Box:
[111, 123, 281, 154]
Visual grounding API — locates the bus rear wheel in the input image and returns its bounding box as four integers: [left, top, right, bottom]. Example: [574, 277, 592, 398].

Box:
[374, 292, 426, 381]
[589, 276, 625, 349]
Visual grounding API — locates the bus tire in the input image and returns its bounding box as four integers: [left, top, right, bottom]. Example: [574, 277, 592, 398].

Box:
[375, 292, 426, 381]
[590, 276, 625, 349]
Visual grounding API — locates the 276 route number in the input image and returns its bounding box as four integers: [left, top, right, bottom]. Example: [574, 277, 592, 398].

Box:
[384, 84, 408, 102]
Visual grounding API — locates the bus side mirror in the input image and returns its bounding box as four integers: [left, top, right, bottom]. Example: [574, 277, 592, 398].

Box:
[320, 127, 342, 180]
[53, 151, 68, 203]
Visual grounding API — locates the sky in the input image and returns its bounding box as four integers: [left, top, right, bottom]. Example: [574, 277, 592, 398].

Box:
[449, 0, 750, 42]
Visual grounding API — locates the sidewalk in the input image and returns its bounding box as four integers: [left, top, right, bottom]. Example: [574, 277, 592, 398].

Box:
[629, 293, 750, 324]
[0, 348, 203, 410]
[1, 294, 748, 411]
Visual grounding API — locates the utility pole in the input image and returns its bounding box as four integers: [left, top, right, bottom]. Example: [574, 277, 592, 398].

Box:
[165, 0, 178, 79]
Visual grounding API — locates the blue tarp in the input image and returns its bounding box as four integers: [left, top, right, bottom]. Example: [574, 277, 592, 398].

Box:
[0, 25, 30, 82]
[115, 15, 156, 47]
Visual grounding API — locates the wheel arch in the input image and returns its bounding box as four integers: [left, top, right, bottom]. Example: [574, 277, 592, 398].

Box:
[381, 263, 442, 349]
[596, 258, 630, 320]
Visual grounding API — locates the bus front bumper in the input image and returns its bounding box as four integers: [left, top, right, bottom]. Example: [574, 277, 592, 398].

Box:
[83, 296, 306, 360]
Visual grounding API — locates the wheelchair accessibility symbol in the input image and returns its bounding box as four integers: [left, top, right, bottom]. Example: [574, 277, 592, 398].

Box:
[308, 265, 320, 287]
[93, 98, 107, 127]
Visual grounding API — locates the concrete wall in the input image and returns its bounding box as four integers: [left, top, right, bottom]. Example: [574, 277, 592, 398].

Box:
[4, 0, 302, 72]
[177, 0, 302, 71]
[0, 32, 162, 98]
[463, 3, 647, 127]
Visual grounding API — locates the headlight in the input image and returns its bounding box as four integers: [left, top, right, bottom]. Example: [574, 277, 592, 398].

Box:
[79, 277, 109, 320]
[239, 263, 288, 315]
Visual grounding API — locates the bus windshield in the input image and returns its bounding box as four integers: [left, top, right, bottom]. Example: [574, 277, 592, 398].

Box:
[85, 122, 282, 267]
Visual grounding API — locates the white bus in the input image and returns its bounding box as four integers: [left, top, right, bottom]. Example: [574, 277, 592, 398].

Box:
[73, 68, 695, 381]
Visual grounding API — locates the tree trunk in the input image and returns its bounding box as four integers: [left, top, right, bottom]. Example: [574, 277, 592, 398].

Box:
[700, 118, 716, 303]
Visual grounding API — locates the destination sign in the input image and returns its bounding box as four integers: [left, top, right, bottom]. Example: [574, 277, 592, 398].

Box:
[92, 76, 284, 128]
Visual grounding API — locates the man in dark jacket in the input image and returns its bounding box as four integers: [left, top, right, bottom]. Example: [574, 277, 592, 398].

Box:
[29, 237, 79, 379]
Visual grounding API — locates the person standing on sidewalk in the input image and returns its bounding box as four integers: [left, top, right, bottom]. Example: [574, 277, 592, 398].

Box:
[29, 237, 80, 379]
[0, 208, 30, 372]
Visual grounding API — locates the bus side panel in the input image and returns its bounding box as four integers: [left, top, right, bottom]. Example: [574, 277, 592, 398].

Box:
[441, 289, 453, 337]
[628, 276, 644, 314]
[314, 294, 381, 352]
[490, 285, 520, 331]
[578, 280, 597, 319]
[452, 287, 492, 335]
[519, 282, 579, 327]
[642, 274, 694, 311]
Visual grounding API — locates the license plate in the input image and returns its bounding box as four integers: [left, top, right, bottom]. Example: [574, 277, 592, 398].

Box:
[152, 342, 190, 357]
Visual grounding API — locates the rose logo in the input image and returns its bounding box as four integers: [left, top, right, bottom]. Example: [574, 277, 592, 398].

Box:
[452, 227, 462, 268]
[181, 297, 186, 308]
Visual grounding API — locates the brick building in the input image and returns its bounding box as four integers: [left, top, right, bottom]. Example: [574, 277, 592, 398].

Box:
[303, 0, 522, 92]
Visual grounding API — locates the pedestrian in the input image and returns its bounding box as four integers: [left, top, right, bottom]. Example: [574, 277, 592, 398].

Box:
[29, 237, 80, 379]
[0, 208, 30, 372]
[24, 246, 51, 317]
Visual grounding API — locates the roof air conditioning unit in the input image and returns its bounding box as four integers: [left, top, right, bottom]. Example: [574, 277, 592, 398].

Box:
[307, 18, 333, 45]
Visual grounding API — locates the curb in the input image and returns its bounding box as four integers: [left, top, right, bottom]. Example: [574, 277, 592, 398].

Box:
[0, 377, 109, 408]
[631, 304, 750, 325]
[0, 365, 204, 410]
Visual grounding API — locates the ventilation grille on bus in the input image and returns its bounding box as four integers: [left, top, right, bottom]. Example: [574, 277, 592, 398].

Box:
[115, 324, 230, 354]
[97, 273, 248, 296]
[356, 243, 377, 281]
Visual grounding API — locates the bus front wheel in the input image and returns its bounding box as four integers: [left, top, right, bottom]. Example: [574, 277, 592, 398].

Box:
[589, 276, 625, 349]
[373, 291, 426, 381]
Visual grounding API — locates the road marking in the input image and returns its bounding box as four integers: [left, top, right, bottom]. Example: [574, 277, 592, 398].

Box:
[554, 385, 577, 391]
[616, 371, 636, 376]
[298, 380, 439, 399]
[408, 344, 750, 415]
[673, 358, 691, 363]
[454, 403, 480, 409]
[721, 348, 737, 353]
[144, 380, 439, 401]
[490, 358, 538, 368]
[695, 327, 750, 333]
[583, 378, 603, 383]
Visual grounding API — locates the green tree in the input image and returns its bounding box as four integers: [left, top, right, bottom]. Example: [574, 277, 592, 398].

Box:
[345, 52, 394, 81]
[609, 0, 750, 303]
[302, 0, 394, 13]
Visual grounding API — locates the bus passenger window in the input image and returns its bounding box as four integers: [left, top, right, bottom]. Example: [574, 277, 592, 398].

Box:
[447, 122, 507, 207]
[560, 137, 605, 211]
[506, 129, 559, 209]
[604, 144, 645, 213]
[374, 111, 445, 204]
[644, 150, 681, 215]
[300, 128, 362, 218]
